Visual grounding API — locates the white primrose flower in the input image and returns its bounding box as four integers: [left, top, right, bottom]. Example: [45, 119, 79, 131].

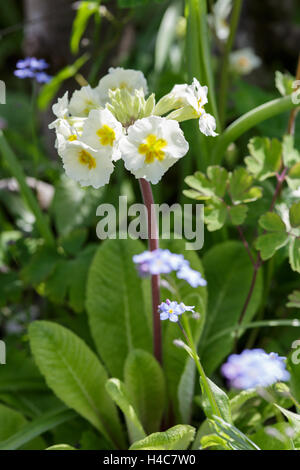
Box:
[229, 48, 262, 75]
[81, 108, 123, 160]
[208, 0, 232, 41]
[52, 91, 69, 119]
[120, 116, 189, 184]
[69, 85, 102, 117]
[165, 78, 218, 137]
[58, 140, 114, 189]
[96, 67, 148, 106]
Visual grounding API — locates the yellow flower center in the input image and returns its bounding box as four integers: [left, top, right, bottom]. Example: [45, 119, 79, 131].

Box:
[237, 57, 250, 68]
[169, 309, 173, 314]
[78, 149, 96, 170]
[138, 134, 167, 164]
[68, 134, 77, 141]
[96, 125, 116, 146]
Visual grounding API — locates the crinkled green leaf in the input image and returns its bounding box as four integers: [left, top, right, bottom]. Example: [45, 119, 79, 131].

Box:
[229, 167, 263, 203]
[124, 349, 165, 435]
[86, 239, 152, 379]
[129, 425, 195, 450]
[29, 321, 125, 448]
[256, 212, 289, 260]
[245, 137, 282, 181]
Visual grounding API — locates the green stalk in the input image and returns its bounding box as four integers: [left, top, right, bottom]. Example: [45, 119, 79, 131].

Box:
[0, 132, 55, 246]
[197, 0, 220, 130]
[180, 316, 222, 418]
[218, 0, 243, 128]
[212, 95, 298, 164]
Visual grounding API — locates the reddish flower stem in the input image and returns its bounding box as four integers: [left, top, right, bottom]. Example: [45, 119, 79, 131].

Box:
[139, 178, 162, 364]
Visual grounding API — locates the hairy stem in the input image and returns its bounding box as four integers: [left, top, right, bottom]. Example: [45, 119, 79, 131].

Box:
[139, 178, 162, 364]
[218, 0, 243, 128]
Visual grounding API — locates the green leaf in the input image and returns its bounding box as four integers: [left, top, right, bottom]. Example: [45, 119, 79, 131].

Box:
[275, 71, 295, 97]
[282, 135, 300, 167]
[204, 201, 227, 231]
[28, 321, 125, 448]
[184, 166, 228, 201]
[200, 377, 232, 423]
[47, 444, 76, 450]
[287, 290, 300, 308]
[0, 407, 75, 450]
[160, 239, 207, 422]
[38, 54, 89, 110]
[86, 239, 152, 379]
[255, 212, 289, 260]
[229, 167, 263, 203]
[251, 423, 292, 450]
[71, 2, 99, 55]
[21, 245, 60, 286]
[289, 202, 300, 228]
[275, 405, 300, 448]
[129, 425, 195, 450]
[289, 238, 300, 273]
[245, 137, 282, 181]
[60, 228, 88, 256]
[106, 378, 146, 444]
[287, 162, 300, 190]
[210, 416, 260, 450]
[229, 205, 248, 226]
[124, 349, 165, 435]
[201, 241, 263, 374]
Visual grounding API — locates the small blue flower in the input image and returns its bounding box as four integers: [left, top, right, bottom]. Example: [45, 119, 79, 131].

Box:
[176, 265, 207, 288]
[133, 249, 207, 288]
[35, 72, 52, 84]
[14, 69, 35, 79]
[14, 57, 51, 83]
[158, 299, 195, 323]
[221, 349, 290, 390]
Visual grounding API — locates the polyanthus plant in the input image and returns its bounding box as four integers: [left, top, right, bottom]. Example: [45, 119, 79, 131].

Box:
[49, 66, 217, 364]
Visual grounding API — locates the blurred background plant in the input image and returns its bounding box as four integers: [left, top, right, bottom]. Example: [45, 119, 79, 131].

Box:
[0, 0, 300, 451]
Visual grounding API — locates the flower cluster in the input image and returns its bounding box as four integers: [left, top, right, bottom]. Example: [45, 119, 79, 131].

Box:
[221, 349, 290, 390]
[14, 57, 52, 84]
[49, 67, 217, 188]
[133, 248, 207, 288]
[159, 299, 195, 323]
